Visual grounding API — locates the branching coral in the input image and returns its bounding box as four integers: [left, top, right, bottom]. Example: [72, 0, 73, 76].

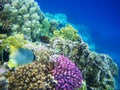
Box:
[8, 60, 57, 90]
[53, 24, 80, 41]
[3, 34, 27, 49]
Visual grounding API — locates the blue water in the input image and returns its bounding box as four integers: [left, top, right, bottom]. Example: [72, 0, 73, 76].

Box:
[37, 0, 120, 55]
[36, 0, 120, 89]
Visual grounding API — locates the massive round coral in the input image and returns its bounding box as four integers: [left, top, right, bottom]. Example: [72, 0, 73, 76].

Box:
[51, 55, 83, 90]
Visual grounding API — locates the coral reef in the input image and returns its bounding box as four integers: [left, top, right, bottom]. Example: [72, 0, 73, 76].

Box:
[0, 0, 44, 41]
[78, 52, 118, 90]
[51, 55, 83, 90]
[50, 37, 83, 61]
[53, 24, 80, 41]
[49, 20, 58, 32]
[0, 34, 28, 62]
[50, 37, 118, 90]
[39, 19, 51, 37]
[0, 34, 28, 65]
[8, 60, 57, 90]
[0, 0, 119, 90]
[46, 13, 67, 28]
[0, 34, 7, 58]
[0, 0, 11, 11]
[0, 76, 8, 90]
[0, 11, 12, 32]
[0, 0, 12, 32]
[24, 43, 54, 62]
[72, 24, 96, 51]
[3, 34, 27, 48]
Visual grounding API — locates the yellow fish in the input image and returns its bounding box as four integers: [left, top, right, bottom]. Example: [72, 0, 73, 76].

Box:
[8, 45, 34, 68]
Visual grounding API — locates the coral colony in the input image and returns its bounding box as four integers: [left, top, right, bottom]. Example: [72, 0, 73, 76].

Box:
[0, 0, 119, 90]
[51, 55, 83, 90]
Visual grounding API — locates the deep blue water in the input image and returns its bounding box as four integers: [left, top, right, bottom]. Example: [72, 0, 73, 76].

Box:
[36, 0, 120, 89]
[36, 0, 120, 60]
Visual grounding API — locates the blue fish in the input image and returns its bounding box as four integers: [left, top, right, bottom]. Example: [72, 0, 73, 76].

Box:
[7, 45, 34, 68]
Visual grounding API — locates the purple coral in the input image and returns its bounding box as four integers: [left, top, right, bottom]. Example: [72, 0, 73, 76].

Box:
[51, 55, 83, 90]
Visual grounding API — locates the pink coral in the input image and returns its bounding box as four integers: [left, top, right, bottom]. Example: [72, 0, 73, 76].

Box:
[51, 55, 83, 90]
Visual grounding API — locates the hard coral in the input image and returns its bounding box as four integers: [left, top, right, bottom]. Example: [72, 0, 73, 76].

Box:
[51, 55, 83, 90]
[8, 60, 57, 90]
[78, 52, 118, 90]
[0, 0, 11, 11]
[0, 12, 12, 32]
[50, 37, 118, 90]
[46, 13, 67, 28]
[50, 37, 83, 61]
[3, 34, 27, 48]
[0, 0, 12, 32]
[53, 24, 80, 41]
[0, 0, 45, 41]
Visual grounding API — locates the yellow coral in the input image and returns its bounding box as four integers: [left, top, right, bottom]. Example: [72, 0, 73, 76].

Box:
[3, 34, 28, 48]
[53, 24, 80, 41]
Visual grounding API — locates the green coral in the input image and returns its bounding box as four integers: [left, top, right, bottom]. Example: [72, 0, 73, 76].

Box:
[40, 19, 51, 37]
[53, 24, 80, 41]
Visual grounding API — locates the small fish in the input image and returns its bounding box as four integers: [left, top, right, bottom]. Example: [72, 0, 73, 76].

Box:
[7, 45, 34, 68]
[39, 36, 50, 44]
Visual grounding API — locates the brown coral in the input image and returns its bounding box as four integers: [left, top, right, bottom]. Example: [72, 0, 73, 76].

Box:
[8, 60, 57, 90]
[0, 12, 12, 32]
[50, 37, 84, 61]
[50, 37, 118, 90]
[0, 0, 12, 32]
